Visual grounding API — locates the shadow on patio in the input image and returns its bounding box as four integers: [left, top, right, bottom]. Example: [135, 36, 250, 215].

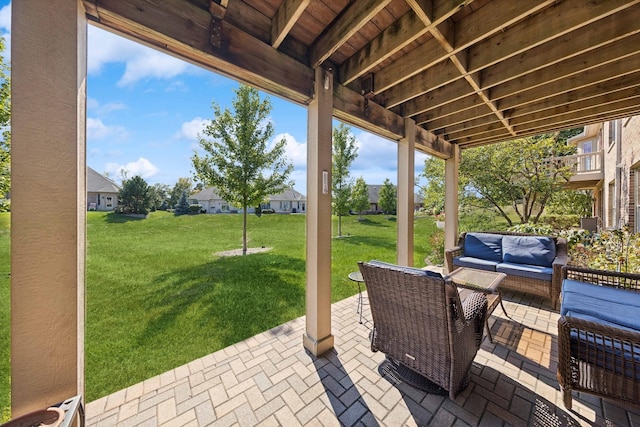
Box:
[85, 291, 640, 426]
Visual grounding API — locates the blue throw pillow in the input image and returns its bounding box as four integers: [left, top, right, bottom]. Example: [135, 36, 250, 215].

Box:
[502, 235, 556, 267]
[464, 233, 503, 262]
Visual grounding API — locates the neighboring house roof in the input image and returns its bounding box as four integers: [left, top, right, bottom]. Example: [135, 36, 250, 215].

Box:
[189, 187, 222, 201]
[367, 184, 423, 204]
[87, 167, 120, 193]
[190, 187, 306, 202]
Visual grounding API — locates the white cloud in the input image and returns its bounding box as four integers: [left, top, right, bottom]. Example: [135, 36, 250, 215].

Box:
[87, 97, 126, 116]
[105, 157, 159, 181]
[87, 118, 127, 140]
[175, 117, 208, 141]
[88, 26, 197, 87]
[274, 132, 306, 168]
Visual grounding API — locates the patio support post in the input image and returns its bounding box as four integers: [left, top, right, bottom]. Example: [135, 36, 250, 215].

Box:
[303, 67, 334, 356]
[11, 0, 86, 416]
[444, 144, 460, 271]
[397, 118, 415, 266]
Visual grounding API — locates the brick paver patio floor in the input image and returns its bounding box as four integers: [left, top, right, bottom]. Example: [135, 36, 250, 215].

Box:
[86, 291, 640, 426]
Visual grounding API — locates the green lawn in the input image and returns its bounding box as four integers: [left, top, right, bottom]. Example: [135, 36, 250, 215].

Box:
[0, 211, 440, 414]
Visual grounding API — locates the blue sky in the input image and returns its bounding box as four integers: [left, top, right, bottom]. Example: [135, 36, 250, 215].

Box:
[0, 2, 427, 194]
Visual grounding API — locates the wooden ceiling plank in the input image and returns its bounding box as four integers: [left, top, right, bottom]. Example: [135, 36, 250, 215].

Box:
[467, 0, 640, 75]
[496, 52, 640, 112]
[340, 0, 469, 85]
[507, 74, 640, 123]
[309, 0, 392, 68]
[374, 0, 552, 97]
[271, 0, 310, 49]
[511, 94, 640, 129]
[481, 9, 640, 90]
[402, 79, 474, 117]
[425, 103, 497, 130]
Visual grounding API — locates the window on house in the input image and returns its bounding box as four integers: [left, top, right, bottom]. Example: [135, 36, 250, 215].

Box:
[608, 181, 615, 228]
[280, 201, 290, 211]
[608, 120, 618, 148]
[106, 196, 113, 208]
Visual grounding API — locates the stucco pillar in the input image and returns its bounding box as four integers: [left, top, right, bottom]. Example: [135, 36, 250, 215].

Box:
[397, 119, 415, 266]
[303, 67, 334, 356]
[444, 144, 460, 271]
[11, 0, 86, 416]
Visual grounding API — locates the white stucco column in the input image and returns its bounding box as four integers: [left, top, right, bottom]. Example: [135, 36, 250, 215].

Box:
[444, 144, 460, 271]
[397, 119, 415, 266]
[303, 67, 334, 356]
[11, 0, 86, 416]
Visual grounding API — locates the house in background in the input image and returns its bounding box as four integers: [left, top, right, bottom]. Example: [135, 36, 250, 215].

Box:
[189, 186, 306, 214]
[87, 167, 119, 211]
[565, 116, 640, 232]
[366, 184, 423, 214]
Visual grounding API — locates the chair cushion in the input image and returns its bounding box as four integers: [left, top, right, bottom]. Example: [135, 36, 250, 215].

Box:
[496, 262, 553, 282]
[463, 233, 503, 262]
[367, 260, 443, 279]
[453, 256, 499, 272]
[561, 279, 640, 332]
[502, 235, 556, 267]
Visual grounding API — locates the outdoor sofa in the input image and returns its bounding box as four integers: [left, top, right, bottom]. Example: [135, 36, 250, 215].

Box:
[557, 266, 640, 409]
[445, 231, 568, 307]
[358, 260, 487, 399]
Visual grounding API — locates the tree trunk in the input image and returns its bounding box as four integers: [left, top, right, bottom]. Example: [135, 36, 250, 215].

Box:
[338, 214, 342, 237]
[242, 207, 247, 255]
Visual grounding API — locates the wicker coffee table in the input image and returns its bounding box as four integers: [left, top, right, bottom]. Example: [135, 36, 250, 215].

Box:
[447, 267, 509, 342]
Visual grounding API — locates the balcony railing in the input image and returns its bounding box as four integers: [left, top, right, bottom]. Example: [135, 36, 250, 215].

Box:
[555, 151, 604, 183]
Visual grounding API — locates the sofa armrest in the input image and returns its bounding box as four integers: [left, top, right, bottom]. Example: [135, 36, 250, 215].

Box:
[558, 315, 640, 389]
[562, 265, 640, 293]
[445, 246, 464, 272]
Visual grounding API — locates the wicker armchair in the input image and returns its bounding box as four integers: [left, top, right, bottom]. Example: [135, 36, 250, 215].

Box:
[358, 261, 487, 399]
[557, 266, 640, 409]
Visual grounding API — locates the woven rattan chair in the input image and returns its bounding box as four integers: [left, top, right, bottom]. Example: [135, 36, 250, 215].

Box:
[358, 261, 487, 399]
[557, 266, 640, 409]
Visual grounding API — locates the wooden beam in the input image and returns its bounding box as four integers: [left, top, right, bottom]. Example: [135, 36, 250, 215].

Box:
[496, 52, 640, 111]
[375, 0, 553, 101]
[85, 0, 314, 104]
[480, 9, 640, 90]
[271, 0, 310, 49]
[309, 0, 392, 68]
[467, 0, 640, 75]
[340, 0, 468, 85]
[401, 79, 475, 118]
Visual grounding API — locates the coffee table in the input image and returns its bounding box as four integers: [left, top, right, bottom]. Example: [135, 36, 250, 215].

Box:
[446, 267, 509, 342]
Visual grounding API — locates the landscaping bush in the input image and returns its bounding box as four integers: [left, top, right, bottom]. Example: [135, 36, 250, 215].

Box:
[539, 213, 580, 230]
[570, 225, 640, 273]
[189, 204, 202, 214]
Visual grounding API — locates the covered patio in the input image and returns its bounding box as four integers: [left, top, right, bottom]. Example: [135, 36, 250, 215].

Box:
[9, 0, 640, 423]
[84, 292, 640, 426]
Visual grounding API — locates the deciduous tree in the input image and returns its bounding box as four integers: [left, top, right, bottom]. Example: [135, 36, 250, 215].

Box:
[193, 85, 293, 255]
[351, 177, 369, 219]
[170, 178, 192, 208]
[378, 179, 397, 218]
[332, 124, 358, 236]
[0, 38, 11, 211]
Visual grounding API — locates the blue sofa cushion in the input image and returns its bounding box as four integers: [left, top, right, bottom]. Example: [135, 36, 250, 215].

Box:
[496, 262, 553, 282]
[561, 279, 640, 332]
[502, 235, 556, 267]
[453, 256, 499, 272]
[463, 233, 503, 262]
[367, 260, 443, 279]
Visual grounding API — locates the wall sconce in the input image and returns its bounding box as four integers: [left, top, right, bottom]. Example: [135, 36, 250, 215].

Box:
[323, 68, 333, 91]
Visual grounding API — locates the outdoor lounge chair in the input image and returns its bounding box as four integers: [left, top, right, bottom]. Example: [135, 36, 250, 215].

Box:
[558, 266, 640, 409]
[358, 261, 488, 399]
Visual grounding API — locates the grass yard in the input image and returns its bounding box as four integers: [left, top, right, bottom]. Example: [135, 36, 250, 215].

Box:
[0, 210, 440, 414]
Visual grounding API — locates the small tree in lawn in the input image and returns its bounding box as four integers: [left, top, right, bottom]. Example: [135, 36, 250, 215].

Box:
[174, 191, 191, 216]
[193, 85, 293, 255]
[169, 177, 192, 209]
[118, 175, 153, 215]
[351, 177, 369, 219]
[332, 123, 358, 236]
[379, 178, 397, 218]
